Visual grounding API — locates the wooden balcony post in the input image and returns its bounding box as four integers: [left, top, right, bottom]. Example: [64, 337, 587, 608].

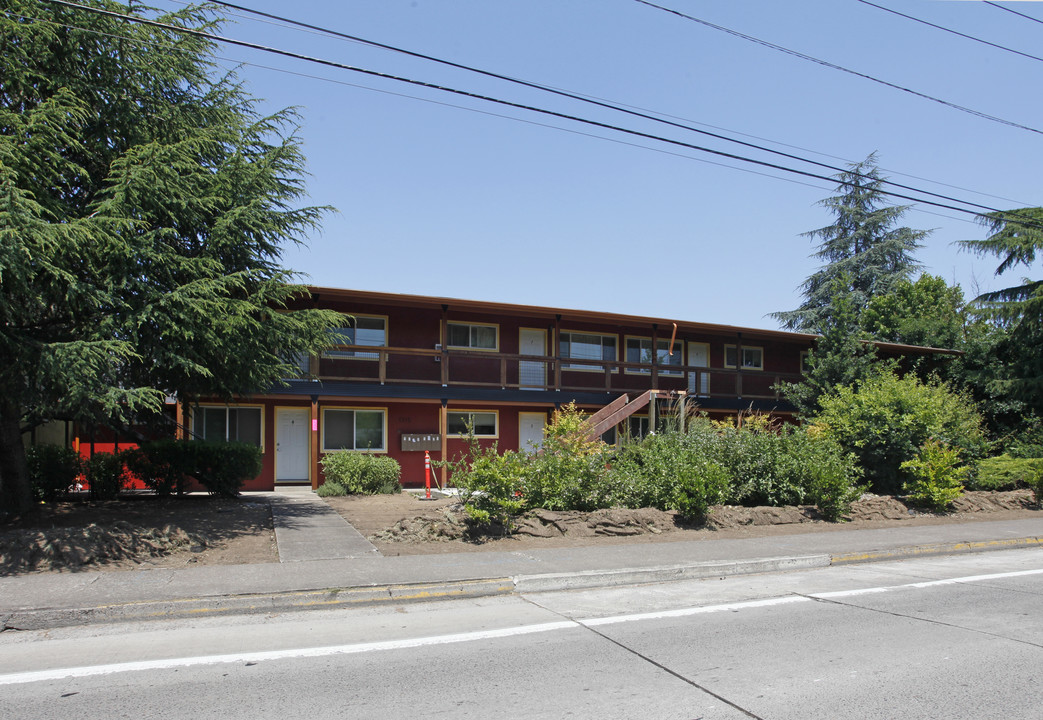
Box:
[651, 323, 659, 389]
[736, 331, 743, 399]
[379, 349, 387, 385]
[440, 304, 449, 387]
[439, 399, 448, 489]
[310, 396, 320, 491]
[553, 315, 562, 391]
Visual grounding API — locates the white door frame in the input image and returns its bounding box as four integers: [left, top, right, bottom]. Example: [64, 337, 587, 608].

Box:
[688, 341, 710, 396]
[275, 406, 311, 483]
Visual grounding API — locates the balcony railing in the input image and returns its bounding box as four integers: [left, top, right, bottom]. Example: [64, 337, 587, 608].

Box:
[316, 345, 803, 402]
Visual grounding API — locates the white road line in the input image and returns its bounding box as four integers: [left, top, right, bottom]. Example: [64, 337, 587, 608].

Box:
[0, 621, 577, 686]
[4, 566, 1042, 686]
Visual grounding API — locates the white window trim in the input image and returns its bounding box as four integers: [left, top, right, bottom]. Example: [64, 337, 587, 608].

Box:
[324, 314, 389, 361]
[724, 344, 764, 371]
[560, 330, 618, 373]
[623, 336, 683, 376]
[320, 407, 388, 453]
[445, 409, 499, 439]
[192, 404, 265, 450]
[445, 321, 500, 352]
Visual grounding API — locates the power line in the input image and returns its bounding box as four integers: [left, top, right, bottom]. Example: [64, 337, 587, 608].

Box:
[856, 0, 1043, 64]
[632, 0, 1043, 137]
[161, 0, 1033, 215]
[984, 2, 1043, 28]
[32, 0, 1043, 231]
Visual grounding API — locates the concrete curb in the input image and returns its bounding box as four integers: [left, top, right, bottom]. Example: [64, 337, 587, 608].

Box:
[4, 535, 1040, 631]
[2, 578, 516, 631]
[830, 535, 1043, 565]
[514, 554, 830, 593]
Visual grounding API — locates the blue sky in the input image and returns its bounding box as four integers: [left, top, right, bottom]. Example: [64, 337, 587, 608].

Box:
[155, 0, 1040, 328]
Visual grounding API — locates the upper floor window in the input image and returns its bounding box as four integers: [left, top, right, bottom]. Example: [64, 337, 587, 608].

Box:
[322, 408, 386, 451]
[325, 315, 387, 359]
[446, 411, 498, 437]
[800, 350, 812, 373]
[560, 331, 617, 371]
[624, 337, 683, 376]
[446, 322, 498, 350]
[194, 406, 262, 447]
[724, 344, 764, 370]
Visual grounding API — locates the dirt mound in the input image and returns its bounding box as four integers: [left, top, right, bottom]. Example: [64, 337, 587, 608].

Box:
[364, 489, 1040, 548]
[705, 505, 819, 529]
[951, 490, 1037, 513]
[0, 521, 207, 574]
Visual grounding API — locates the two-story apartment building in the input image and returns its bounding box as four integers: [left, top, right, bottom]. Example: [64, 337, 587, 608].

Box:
[182, 287, 944, 491]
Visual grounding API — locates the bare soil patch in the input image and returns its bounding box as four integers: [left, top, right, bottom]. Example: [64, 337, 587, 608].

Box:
[324, 490, 1041, 557]
[0, 495, 277, 576]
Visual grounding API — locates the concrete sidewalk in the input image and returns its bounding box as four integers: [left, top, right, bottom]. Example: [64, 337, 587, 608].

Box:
[1, 489, 1041, 630]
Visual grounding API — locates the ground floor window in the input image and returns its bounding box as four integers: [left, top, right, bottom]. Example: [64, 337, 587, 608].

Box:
[195, 406, 262, 446]
[446, 411, 498, 437]
[322, 408, 386, 451]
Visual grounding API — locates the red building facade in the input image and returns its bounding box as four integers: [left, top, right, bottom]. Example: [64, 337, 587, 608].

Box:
[183, 287, 835, 491]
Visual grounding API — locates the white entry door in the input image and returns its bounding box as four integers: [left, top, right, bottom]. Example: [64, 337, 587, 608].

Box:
[276, 408, 310, 483]
[519, 328, 547, 390]
[688, 342, 710, 396]
[518, 412, 546, 453]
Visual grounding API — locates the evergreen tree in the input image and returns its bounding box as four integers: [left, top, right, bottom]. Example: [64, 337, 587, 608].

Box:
[774, 153, 928, 332]
[0, 1, 342, 514]
[779, 273, 879, 416]
[961, 207, 1043, 417]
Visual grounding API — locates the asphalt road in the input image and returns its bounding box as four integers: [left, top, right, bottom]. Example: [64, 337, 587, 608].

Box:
[4, 548, 1042, 719]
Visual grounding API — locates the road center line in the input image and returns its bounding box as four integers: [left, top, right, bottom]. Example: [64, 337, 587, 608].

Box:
[3, 566, 1041, 686]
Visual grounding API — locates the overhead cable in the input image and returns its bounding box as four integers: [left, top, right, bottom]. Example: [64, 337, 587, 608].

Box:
[632, 0, 1043, 137]
[35, 0, 1043, 230]
[856, 0, 1043, 64]
[984, 1, 1043, 27]
[185, 0, 1030, 213]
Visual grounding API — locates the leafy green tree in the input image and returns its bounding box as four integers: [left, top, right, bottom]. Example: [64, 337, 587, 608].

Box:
[961, 207, 1043, 415]
[774, 153, 928, 332]
[0, 2, 341, 514]
[861, 274, 1022, 437]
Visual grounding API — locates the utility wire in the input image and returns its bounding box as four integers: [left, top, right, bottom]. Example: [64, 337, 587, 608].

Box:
[984, 1, 1043, 28]
[35, 0, 1043, 230]
[632, 0, 1043, 137]
[19, 7, 837, 195]
[158, 0, 1028, 206]
[172, 0, 1031, 215]
[856, 0, 1043, 64]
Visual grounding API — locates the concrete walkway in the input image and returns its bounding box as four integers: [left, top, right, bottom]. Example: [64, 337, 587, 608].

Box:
[269, 487, 378, 562]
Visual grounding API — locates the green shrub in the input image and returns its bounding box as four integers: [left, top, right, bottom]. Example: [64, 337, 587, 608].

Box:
[124, 440, 196, 496]
[320, 452, 401, 495]
[86, 452, 127, 500]
[25, 445, 83, 502]
[316, 479, 347, 497]
[971, 455, 1043, 491]
[125, 440, 261, 497]
[454, 445, 526, 528]
[785, 427, 863, 521]
[1029, 468, 1043, 506]
[900, 439, 967, 511]
[193, 441, 263, 497]
[521, 404, 608, 511]
[602, 432, 729, 520]
[813, 372, 987, 495]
